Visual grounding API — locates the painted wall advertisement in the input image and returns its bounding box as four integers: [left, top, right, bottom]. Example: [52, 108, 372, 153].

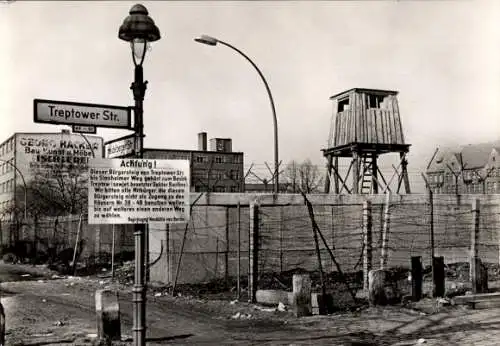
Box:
[88, 158, 190, 224]
[16, 132, 103, 180]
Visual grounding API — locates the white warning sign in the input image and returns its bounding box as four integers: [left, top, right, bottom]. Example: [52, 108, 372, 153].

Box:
[88, 158, 190, 224]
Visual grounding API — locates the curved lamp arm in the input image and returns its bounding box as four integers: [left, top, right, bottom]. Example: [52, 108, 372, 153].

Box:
[195, 36, 279, 194]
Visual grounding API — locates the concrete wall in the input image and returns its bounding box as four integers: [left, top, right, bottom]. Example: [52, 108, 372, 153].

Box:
[149, 193, 500, 285]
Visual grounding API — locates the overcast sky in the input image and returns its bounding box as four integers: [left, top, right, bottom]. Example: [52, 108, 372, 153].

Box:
[1, 0, 499, 192]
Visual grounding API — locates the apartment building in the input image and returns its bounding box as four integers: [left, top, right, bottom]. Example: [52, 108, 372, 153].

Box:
[426, 140, 500, 194]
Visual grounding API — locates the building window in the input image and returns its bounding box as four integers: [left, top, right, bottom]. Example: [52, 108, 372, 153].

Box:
[230, 186, 239, 192]
[215, 156, 223, 164]
[337, 97, 350, 112]
[195, 155, 206, 163]
[367, 94, 384, 109]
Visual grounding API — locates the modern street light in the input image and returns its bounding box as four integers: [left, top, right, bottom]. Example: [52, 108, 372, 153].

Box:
[194, 34, 280, 194]
[119, 4, 160, 346]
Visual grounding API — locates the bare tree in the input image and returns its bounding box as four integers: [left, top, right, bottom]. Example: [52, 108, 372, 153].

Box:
[284, 159, 324, 193]
[17, 162, 88, 218]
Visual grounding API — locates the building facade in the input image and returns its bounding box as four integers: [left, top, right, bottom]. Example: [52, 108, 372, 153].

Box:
[0, 130, 103, 217]
[426, 141, 500, 194]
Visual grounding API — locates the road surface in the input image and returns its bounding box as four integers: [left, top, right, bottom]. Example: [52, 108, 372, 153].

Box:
[1, 263, 500, 345]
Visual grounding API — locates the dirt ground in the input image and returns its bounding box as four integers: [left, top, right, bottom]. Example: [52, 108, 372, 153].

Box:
[3, 262, 500, 345]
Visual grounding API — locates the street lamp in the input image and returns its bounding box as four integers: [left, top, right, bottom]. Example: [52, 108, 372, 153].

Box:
[194, 34, 280, 195]
[119, 4, 160, 346]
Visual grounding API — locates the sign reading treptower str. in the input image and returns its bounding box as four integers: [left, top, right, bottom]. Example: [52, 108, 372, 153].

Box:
[34, 99, 132, 129]
[88, 158, 190, 224]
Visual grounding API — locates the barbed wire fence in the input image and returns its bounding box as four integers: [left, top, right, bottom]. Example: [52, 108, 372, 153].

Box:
[145, 192, 500, 307]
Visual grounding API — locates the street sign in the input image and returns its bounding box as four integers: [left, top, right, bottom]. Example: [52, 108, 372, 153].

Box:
[72, 125, 96, 134]
[34, 98, 132, 129]
[88, 158, 190, 225]
[104, 134, 136, 158]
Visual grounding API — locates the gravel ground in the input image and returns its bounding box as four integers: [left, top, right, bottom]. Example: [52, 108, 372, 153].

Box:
[3, 262, 500, 345]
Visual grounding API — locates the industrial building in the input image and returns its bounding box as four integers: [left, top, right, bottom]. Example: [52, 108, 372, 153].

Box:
[106, 132, 245, 193]
[0, 130, 103, 217]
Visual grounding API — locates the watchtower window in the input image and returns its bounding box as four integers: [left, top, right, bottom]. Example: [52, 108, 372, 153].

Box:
[367, 94, 384, 109]
[337, 97, 350, 112]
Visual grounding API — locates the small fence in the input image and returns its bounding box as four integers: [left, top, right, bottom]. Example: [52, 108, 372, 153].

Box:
[149, 193, 500, 303]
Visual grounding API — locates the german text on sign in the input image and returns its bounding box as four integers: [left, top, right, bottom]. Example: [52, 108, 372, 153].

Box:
[34, 99, 131, 129]
[105, 134, 136, 158]
[88, 159, 190, 224]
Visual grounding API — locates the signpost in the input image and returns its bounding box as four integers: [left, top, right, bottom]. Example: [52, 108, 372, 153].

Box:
[34, 99, 132, 129]
[104, 134, 136, 159]
[88, 158, 190, 225]
[72, 125, 97, 134]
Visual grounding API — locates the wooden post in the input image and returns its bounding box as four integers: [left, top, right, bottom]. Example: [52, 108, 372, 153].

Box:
[363, 200, 373, 291]
[215, 236, 219, 278]
[166, 224, 170, 284]
[279, 206, 284, 273]
[380, 193, 391, 269]
[225, 207, 229, 283]
[237, 203, 241, 299]
[353, 153, 360, 194]
[292, 274, 312, 317]
[111, 224, 115, 280]
[71, 213, 83, 275]
[411, 256, 422, 301]
[471, 199, 481, 293]
[249, 203, 259, 303]
[433, 256, 445, 297]
[95, 225, 101, 264]
[427, 188, 435, 296]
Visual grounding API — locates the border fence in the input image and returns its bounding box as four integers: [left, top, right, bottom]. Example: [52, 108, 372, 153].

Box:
[149, 193, 500, 302]
[1, 193, 499, 303]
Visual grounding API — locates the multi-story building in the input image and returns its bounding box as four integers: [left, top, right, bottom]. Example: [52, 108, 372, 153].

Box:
[426, 140, 500, 194]
[0, 130, 103, 217]
[111, 132, 245, 193]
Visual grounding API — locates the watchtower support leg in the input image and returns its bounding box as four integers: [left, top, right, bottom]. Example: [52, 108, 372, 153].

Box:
[372, 154, 379, 194]
[324, 155, 333, 193]
[400, 152, 411, 194]
[352, 152, 360, 194]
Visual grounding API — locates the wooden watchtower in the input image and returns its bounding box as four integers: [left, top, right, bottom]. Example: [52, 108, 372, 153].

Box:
[322, 88, 411, 194]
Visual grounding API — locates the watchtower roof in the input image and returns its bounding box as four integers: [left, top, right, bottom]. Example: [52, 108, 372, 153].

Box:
[330, 88, 399, 100]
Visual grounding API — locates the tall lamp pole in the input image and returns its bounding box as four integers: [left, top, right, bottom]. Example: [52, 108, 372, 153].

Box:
[194, 35, 279, 194]
[119, 4, 161, 346]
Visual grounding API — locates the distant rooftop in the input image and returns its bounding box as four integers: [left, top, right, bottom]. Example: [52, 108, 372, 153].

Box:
[329, 88, 399, 100]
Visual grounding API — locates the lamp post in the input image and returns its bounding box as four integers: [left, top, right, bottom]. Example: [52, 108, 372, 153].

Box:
[194, 34, 280, 194]
[119, 4, 160, 346]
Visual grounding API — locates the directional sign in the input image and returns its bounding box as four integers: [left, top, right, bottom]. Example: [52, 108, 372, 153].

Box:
[34, 99, 132, 129]
[104, 134, 136, 158]
[72, 125, 96, 134]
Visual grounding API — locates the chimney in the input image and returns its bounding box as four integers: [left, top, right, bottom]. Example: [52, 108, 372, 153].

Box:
[198, 132, 207, 151]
